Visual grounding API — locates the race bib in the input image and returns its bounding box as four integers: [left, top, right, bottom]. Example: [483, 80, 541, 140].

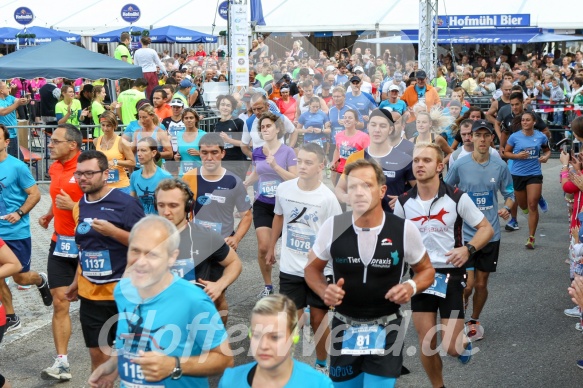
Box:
[308, 138, 324, 147]
[422, 272, 448, 298]
[286, 225, 315, 254]
[260, 180, 280, 198]
[170, 258, 195, 281]
[80, 250, 113, 277]
[118, 351, 163, 388]
[341, 324, 386, 355]
[182, 161, 198, 174]
[195, 218, 223, 235]
[339, 145, 356, 159]
[523, 147, 538, 159]
[54, 235, 79, 258]
[107, 169, 120, 183]
[468, 191, 494, 211]
[224, 134, 234, 149]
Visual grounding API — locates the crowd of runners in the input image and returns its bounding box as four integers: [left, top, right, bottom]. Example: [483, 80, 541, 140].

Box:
[2, 38, 583, 387]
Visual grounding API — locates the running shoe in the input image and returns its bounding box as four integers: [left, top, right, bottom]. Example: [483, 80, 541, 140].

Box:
[41, 357, 72, 381]
[576, 322, 582, 332]
[465, 320, 484, 342]
[505, 219, 519, 231]
[564, 306, 581, 318]
[458, 341, 473, 365]
[37, 272, 53, 306]
[257, 286, 274, 299]
[539, 195, 549, 213]
[522, 208, 529, 215]
[325, 165, 331, 179]
[5, 315, 21, 333]
[577, 359, 583, 369]
[525, 236, 535, 249]
[315, 364, 329, 376]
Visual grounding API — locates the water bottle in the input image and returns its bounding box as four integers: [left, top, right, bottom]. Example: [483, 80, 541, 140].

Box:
[304, 305, 311, 326]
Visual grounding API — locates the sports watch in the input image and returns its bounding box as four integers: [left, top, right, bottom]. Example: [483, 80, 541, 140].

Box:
[171, 356, 182, 380]
[113, 159, 118, 166]
[16, 209, 25, 218]
[465, 243, 477, 256]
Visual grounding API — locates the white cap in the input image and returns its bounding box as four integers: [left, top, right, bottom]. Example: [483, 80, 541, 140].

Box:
[326, 65, 336, 71]
[388, 84, 400, 92]
[308, 68, 315, 75]
[353, 66, 364, 73]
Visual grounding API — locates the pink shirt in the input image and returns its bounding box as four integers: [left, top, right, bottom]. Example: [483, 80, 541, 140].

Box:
[29, 78, 46, 101]
[334, 130, 370, 173]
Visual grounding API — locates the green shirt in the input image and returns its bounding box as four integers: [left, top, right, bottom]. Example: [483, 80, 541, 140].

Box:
[114, 43, 133, 64]
[55, 99, 82, 126]
[432, 76, 448, 97]
[172, 91, 189, 107]
[91, 101, 106, 138]
[255, 74, 274, 88]
[117, 88, 145, 125]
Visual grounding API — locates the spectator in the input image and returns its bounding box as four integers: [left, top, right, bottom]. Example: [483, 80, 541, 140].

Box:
[133, 36, 168, 98]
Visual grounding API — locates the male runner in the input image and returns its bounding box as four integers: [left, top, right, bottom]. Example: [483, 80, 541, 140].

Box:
[155, 178, 242, 324]
[445, 120, 514, 342]
[38, 124, 84, 381]
[306, 159, 434, 387]
[266, 143, 342, 375]
[88, 216, 233, 387]
[69, 150, 145, 371]
[0, 124, 50, 334]
[394, 143, 494, 388]
[449, 119, 501, 169]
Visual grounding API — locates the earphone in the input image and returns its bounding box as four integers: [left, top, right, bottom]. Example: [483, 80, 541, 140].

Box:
[154, 178, 195, 220]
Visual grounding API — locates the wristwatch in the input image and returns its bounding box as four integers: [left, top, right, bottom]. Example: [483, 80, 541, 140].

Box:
[465, 243, 477, 256]
[16, 209, 25, 218]
[113, 159, 118, 167]
[170, 356, 182, 380]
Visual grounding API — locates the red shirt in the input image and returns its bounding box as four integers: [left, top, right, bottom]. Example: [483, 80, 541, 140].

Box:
[277, 98, 297, 122]
[49, 151, 84, 241]
[155, 104, 172, 122]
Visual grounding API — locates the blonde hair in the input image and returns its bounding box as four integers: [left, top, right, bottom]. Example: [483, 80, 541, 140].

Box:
[252, 294, 298, 334]
[414, 142, 444, 163]
[138, 103, 160, 126]
[417, 106, 454, 134]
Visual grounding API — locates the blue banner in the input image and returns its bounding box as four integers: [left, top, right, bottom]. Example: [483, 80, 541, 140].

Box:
[121, 4, 141, 23]
[14, 7, 34, 26]
[437, 14, 530, 28]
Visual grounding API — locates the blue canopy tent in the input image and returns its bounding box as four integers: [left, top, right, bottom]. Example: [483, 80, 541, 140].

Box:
[359, 28, 583, 44]
[91, 26, 146, 43]
[148, 26, 217, 43]
[0, 40, 143, 80]
[0, 26, 81, 45]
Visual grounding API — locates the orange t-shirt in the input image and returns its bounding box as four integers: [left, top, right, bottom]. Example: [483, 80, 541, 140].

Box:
[155, 104, 172, 122]
[49, 152, 84, 242]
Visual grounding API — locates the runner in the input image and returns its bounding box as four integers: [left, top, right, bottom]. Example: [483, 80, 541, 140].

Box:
[445, 120, 515, 341]
[330, 109, 370, 182]
[266, 143, 342, 375]
[0, 238, 24, 388]
[243, 112, 298, 298]
[131, 103, 173, 167]
[130, 137, 172, 214]
[69, 150, 145, 371]
[410, 109, 453, 164]
[503, 112, 551, 249]
[0, 124, 50, 335]
[38, 124, 84, 381]
[155, 178, 243, 322]
[219, 294, 333, 387]
[297, 97, 331, 150]
[305, 158, 434, 387]
[88, 216, 233, 387]
[93, 111, 135, 194]
[174, 108, 206, 176]
[394, 143, 494, 388]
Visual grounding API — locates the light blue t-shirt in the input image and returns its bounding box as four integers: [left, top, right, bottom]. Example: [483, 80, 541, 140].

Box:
[0, 155, 37, 239]
[507, 130, 549, 177]
[177, 129, 205, 176]
[219, 359, 334, 388]
[298, 110, 330, 145]
[445, 154, 514, 241]
[345, 92, 377, 121]
[379, 99, 407, 115]
[129, 167, 172, 214]
[115, 275, 227, 388]
[0, 95, 18, 138]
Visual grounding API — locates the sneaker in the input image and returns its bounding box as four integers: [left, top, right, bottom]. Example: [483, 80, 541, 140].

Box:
[577, 359, 583, 369]
[37, 272, 53, 306]
[41, 357, 72, 381]
[458, 341, 473, 364]
[525, 236, 535, 249]
[505, 219, 519, 231]
[315, 364, 329, 376]
[5, 315, 21, 333]
[565, 306, 581, 318]
[522, 208, 529, 215]
[325, 166, 331, 179]
[576, 322, 582, 332]
[539, 195, 549, 213]
[465, 320, 484, 342]
[257, 286, 274, 299]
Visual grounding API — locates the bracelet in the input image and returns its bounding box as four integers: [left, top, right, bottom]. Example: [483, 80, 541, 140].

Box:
[404, 279, 417, 295]
[561, 171, 569, 178]
[504, 205, 511, 212]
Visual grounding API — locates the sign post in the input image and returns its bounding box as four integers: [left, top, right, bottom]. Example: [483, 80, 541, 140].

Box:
[121, 4, 142, 52]
[14, 7, 34, 50]
[228, 2, 249, 91]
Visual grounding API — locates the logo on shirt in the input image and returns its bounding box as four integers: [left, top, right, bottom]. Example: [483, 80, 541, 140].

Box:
[490, 178, 496, 183]
[69, 176, 76, 183]
[289, 207, 319, 226]
[100, 207, 115, 212]
[391, 250, 400, 265]
[411, 208, 449, 225]
[381, 238, 393, 246]
[197, 195, 212, 205]
[77, 222, 91, 235]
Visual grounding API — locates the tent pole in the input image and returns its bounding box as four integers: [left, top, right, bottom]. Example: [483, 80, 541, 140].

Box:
[375, 23, 380, 58]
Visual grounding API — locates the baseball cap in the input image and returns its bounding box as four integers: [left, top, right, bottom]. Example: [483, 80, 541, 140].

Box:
[416, 70, 427, 79]
[547, 53, 554, 58]
[308, 68, 315, 75]
[326, 65, 336, 72]
[448, 100, 462, 108]
[353, 66, 364, 73]
[169, 98, 185, 107]
[393, 72, 403, 81]
[388, 84, 400, 92]
[349, 75, 361, 83]
[179, 79, 194, 88]
[322, 82, 331, 90]
[519, 70, 530, 77]
[242, 92, 254, 102]
[471, 119, 494, 133]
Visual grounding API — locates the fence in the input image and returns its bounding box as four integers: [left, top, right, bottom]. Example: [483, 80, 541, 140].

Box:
[8, 115, 220, 184]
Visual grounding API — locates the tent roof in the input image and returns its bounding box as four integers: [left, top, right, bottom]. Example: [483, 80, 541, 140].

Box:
[0, 26, 80, 44]
[148, 26, 217, 43]
[92, 26, 146, 43]
[0, 40, 143, 80]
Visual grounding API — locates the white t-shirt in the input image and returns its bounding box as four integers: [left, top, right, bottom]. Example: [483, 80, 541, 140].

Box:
[241, 114, 295, 149]
[274, 178, 342, 277]
[360, 81, 373, 94]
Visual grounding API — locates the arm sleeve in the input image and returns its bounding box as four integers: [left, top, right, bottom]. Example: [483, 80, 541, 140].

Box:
[311, 217, 334, 262]
[499, 164, 515, 200]
[234, 182, 252, 213]
[283, 115, 296, 134]
[124, 197, 147, 230]
[443, 163, 459, 186]
[393, 200, 405, 218]
[273, 186, 284, 215]
[458, 193, 486, 228]
[52, 87, 61, 100]
[18, 163, 37, 190]
[241, 125, 252, 145]
[286, 147, 298, 167]
[403, 220, 426, 265]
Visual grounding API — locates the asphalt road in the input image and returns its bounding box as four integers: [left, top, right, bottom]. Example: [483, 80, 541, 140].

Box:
[1, 159, 582, 387]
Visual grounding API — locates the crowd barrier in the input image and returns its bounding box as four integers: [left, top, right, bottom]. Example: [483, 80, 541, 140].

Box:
[7, 115, 220, 184]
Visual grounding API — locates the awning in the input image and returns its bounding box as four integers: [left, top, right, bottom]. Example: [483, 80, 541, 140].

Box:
[0, 26, 81, 45]
[148, 26, 218, 44]
[91, 26, 147, 43]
